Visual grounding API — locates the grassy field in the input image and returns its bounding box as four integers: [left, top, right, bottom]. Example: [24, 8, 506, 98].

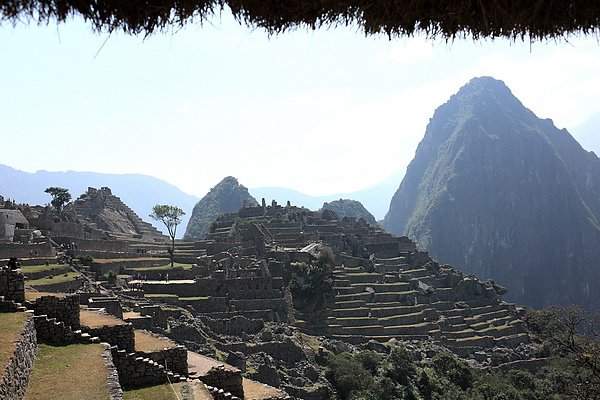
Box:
[20, 264, 67, 274]
[145, 293, 179, 299]
[27, 272, 82, 286]
[0, 312, 29, 373]
[128, 262, 193, 272]
[135, 330, 176, 352]
[80, 309, 126, 328]
[25, 291, 66, 301]
[124, 381, 212, 400]
[93, 257, 170, 264]
[24, 344, 110, 400]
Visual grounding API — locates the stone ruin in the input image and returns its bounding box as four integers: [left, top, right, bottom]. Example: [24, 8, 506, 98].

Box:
[181, 201, 529, 355]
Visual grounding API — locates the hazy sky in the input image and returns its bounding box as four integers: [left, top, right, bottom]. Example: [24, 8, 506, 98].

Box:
[1, 11, 599, 198]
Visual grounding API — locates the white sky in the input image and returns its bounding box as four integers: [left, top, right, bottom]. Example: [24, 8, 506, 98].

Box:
[1, 12, 599, 197]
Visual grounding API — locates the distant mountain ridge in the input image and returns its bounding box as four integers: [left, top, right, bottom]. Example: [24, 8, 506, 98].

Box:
[0, 164, 199, 238]
[249, 168, 404, 221]
[383, 76, 600, 310]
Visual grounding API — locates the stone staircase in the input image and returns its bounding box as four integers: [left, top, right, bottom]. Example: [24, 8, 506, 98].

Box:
[0, 296, 28, 312]
[32, 314, 102, 345]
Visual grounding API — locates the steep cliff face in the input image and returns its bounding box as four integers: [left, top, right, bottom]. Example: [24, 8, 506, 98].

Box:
[383, 76, 600, 309]
[319, 199, 377, 225]
[183, 177, 258, 240]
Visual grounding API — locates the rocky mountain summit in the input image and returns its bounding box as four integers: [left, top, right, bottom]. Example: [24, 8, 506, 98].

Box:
[183, 176, 258, 240]
[319, 199, 377, 225]
[383, 76, 600, 310]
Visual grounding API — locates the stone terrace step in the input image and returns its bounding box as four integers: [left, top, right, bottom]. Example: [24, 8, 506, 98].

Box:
[333, 300, 368, 309]
[352, 282, 412, 293]
[328, 316, 380, 327]
[369, 304, 428, 318]
[336, 272, 383, 284]
[331, 307, 370, 318]
[383, 322, 439, 336]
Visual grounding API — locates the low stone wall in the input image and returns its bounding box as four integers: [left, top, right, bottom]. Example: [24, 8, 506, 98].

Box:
[138, 346, 188, 376]
[0, 242, 54, 259]
[200, 366, 244, 399]
[0, 267, 25, 303]
[83, 323, 135, 352]
[0, 312, 37, 400]
[183, 297, 227, 313]
[110, 347, 168, 389]
[101, 344, 124, 400]
[33, 314, 82, 345]
[54, 237, 130, 252]
[23, 265, 70, 280]
[200, 315, 264, 336]
[30, 277, 84, 293]
[28, 293, 80, 328]
[222, 339, 305, 364]
[88, 297, 123, 319]
[91, 258, 170, 276]
[124, 315, 153, 330]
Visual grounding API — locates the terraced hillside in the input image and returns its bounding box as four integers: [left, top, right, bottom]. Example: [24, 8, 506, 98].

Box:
[190, 201, 530, 356]
[329, 260, 527, 348]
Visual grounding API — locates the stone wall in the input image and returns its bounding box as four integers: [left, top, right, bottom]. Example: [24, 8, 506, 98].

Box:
[138, 346, 188, 376]
[30, 277, 84, 293]
[23, 265, 70, 280]
[0, 312, 37, 400]
[54, 237, 130, 252]
[83, 323, 135, 352]
[0, 242, 54, 259]
[28, 294, 80, 328]
[200, 366, 244, 399]
[88, 297, 123, 319]
[200, 315, 265, 336]
[110, 346, 168, 388]
[101, 345, 124, 400]
[0, 267, 25, 303]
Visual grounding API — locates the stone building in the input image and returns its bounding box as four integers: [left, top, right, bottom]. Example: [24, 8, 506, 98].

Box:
[0, 209, 30, 242]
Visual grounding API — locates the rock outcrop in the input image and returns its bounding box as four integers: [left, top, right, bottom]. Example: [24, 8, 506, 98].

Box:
[183, 177, 258, 240]
[383, 76, 600, 310]
[319, 199, 377, 225]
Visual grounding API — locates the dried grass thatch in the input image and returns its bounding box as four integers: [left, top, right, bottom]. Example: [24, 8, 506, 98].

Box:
[2, 0, 600, 40]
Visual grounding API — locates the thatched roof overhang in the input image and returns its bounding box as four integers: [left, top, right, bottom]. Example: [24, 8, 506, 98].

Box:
[1, 1, 600, 40]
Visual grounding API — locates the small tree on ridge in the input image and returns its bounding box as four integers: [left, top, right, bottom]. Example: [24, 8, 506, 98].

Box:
[150, 204, 185, 269]
[44, 187, 71, 212]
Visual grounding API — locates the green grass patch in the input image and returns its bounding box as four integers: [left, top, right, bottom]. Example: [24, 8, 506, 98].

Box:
[145, 293, 179, 299]
[0, 312, 29, 373]
[128, 262, 193, 272]
[93, 257, 169, 264]
[20, 264, 66, 274]
[27, 272, 82, 286]
[180, 296, 209, 301]
[124, 382, 203, 400]
[24, 344, 109, 400]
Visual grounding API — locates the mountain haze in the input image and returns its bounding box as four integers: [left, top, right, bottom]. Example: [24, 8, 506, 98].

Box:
[250, 168, 404, 220]
[0, 164, 199, 237]
[571, 111, 600, 156]
[383, 76, 600, 309]
[183, 176, 258, 240]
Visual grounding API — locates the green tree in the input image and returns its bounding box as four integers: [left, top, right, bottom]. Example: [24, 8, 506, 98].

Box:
[150, 205, 185, 269]
[44, 187, 71, 212]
